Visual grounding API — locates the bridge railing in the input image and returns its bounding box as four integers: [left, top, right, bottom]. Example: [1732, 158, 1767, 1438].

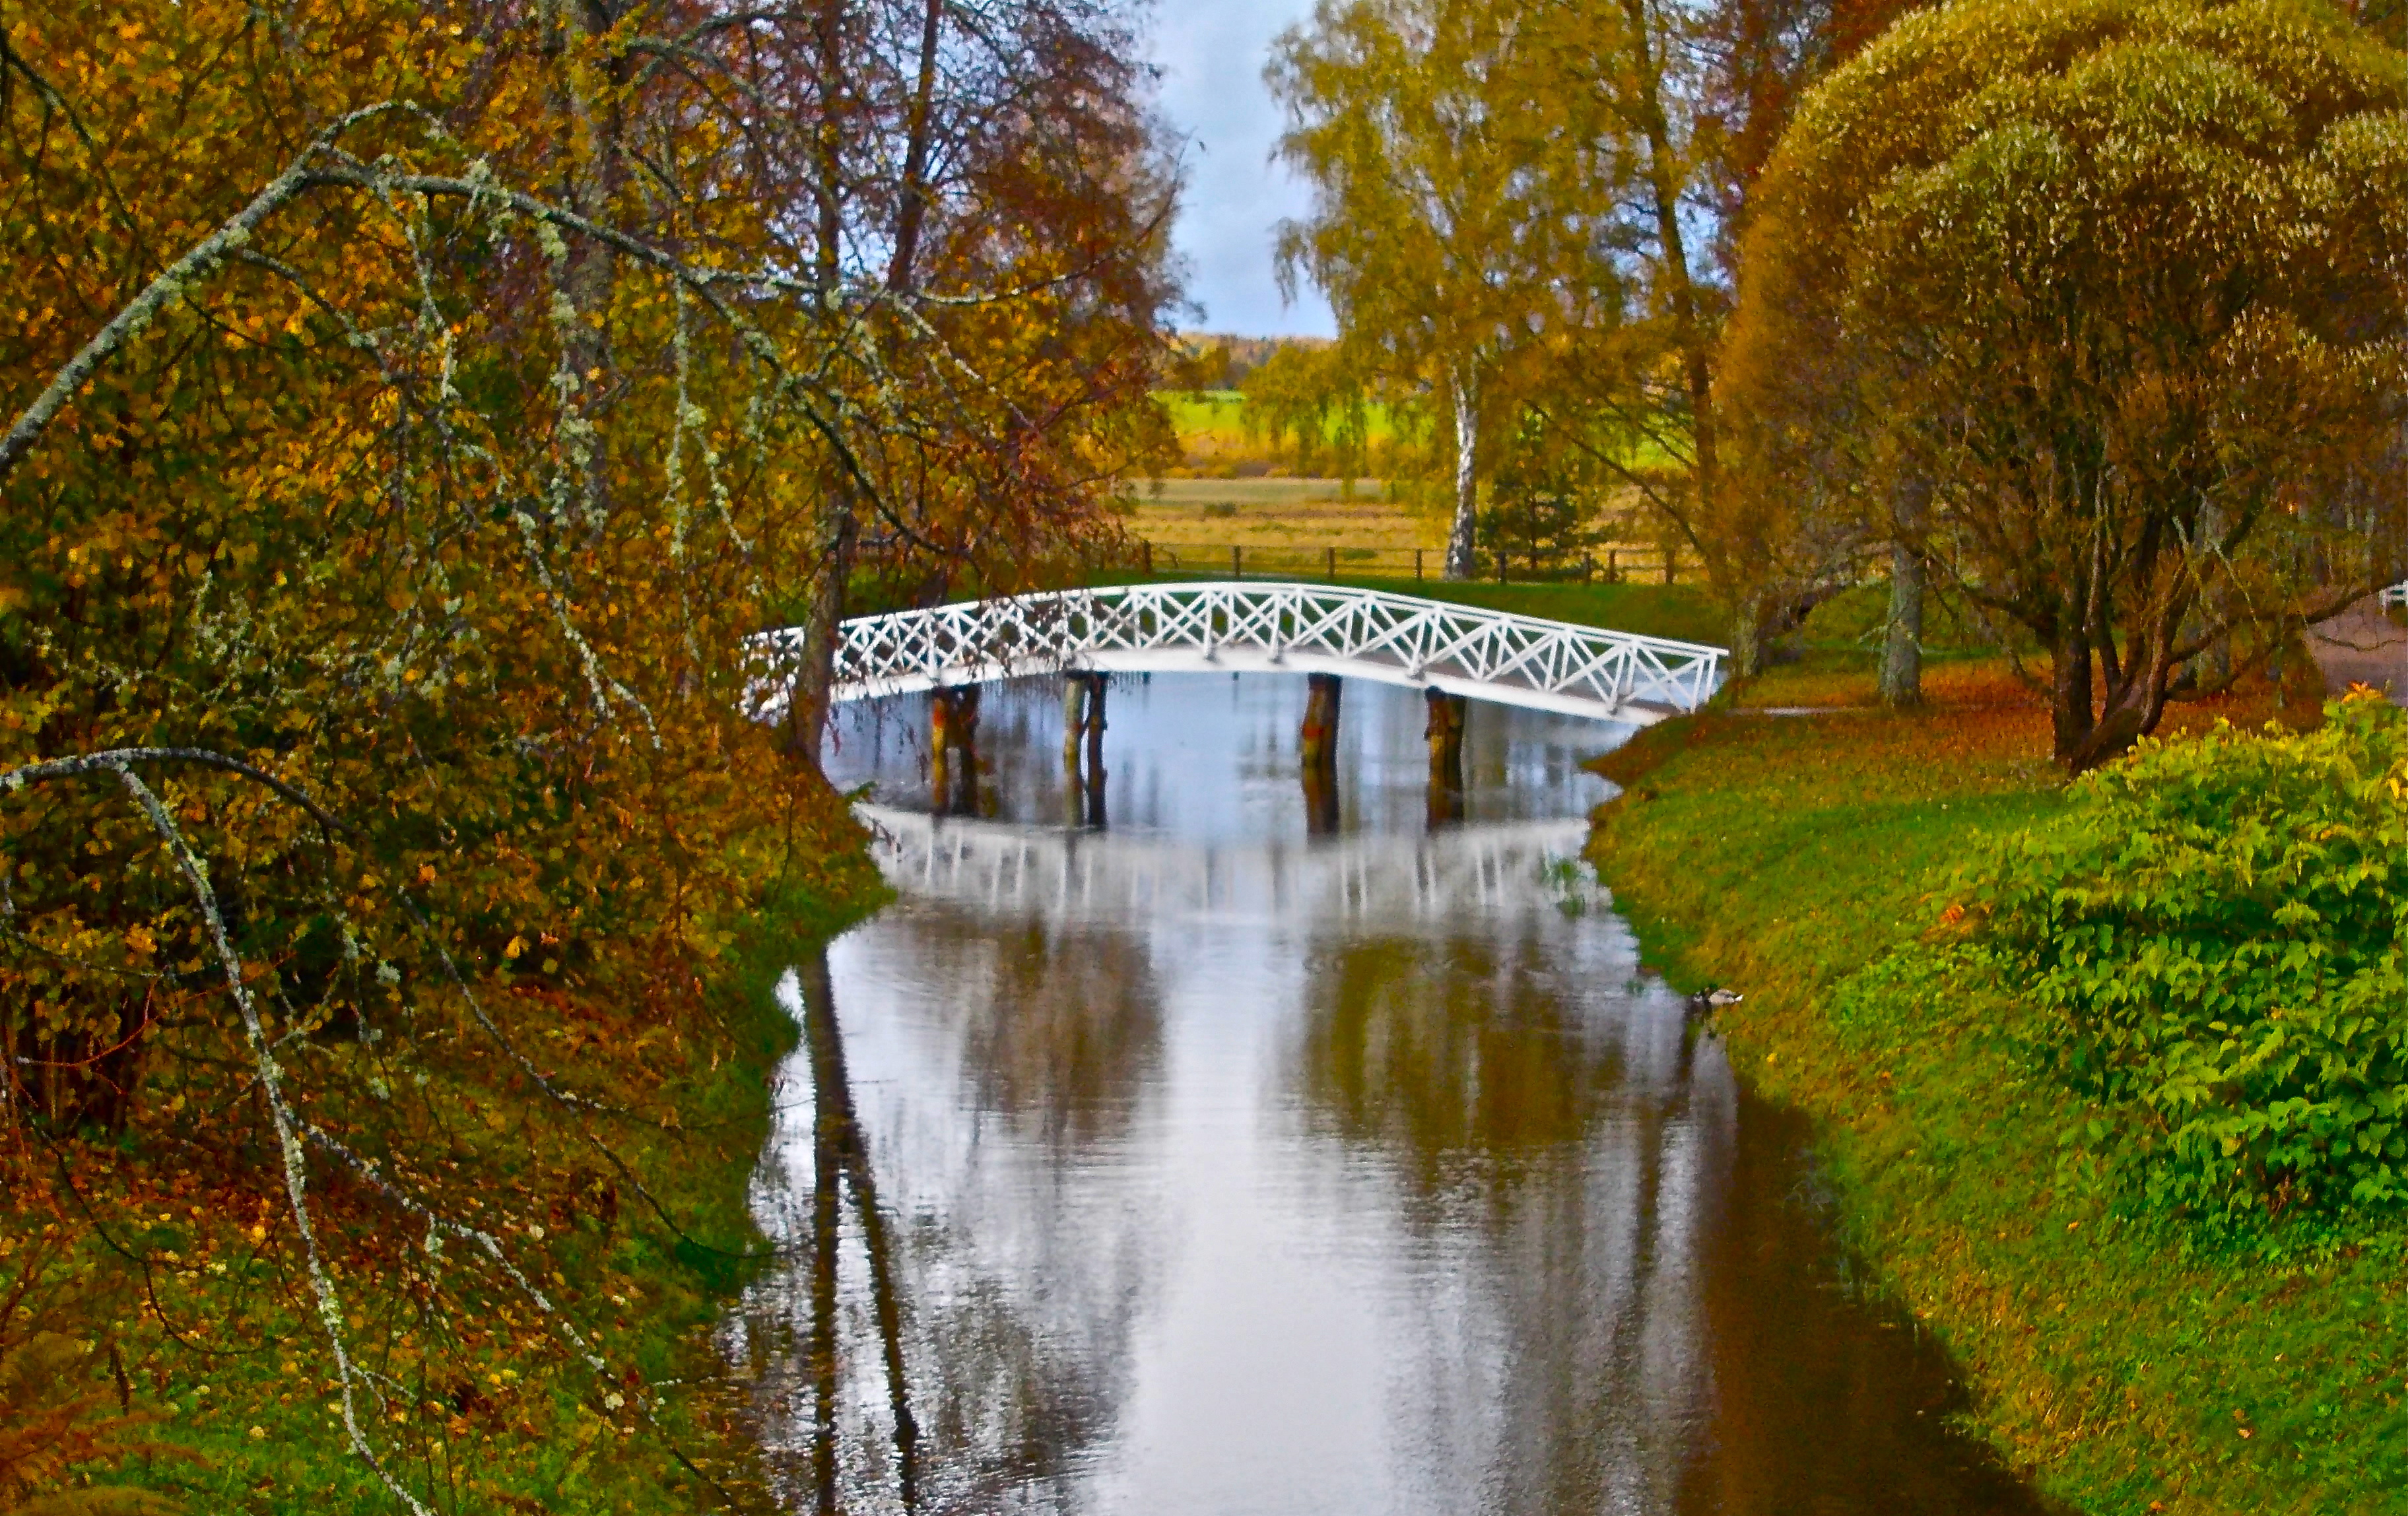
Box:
[803, 580, 1725, 722]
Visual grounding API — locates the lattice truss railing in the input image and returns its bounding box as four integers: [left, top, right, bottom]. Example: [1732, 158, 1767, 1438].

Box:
[795, 581, 1724, 721]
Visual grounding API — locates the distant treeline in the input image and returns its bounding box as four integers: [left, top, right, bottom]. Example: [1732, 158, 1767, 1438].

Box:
[1166, 332, 1333, 391]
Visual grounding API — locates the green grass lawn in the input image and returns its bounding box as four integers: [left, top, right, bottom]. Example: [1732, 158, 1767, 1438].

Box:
[1589, 666, 2408, 1514]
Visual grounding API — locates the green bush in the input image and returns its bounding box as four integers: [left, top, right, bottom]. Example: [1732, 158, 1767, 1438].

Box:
[1972, 694, 2408, 1227]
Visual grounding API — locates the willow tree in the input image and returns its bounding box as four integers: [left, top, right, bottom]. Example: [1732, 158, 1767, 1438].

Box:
[1270, 0, 1634, 579]
[1725, 0, 2408, 768]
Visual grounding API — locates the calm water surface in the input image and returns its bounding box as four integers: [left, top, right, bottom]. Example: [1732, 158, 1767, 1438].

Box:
[726, 674, 2052, 1515]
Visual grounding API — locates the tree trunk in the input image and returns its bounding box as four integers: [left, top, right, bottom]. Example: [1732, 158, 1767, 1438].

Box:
[793, 942, 918, 1509]
[1621, 0, 1718, 574]
[1880, 541, 1924, 708]
[2197, 499, 2234, 689]
[1728, 595, 1768, 680]
[1444, 365, 1479, 581]
[2050, 623, 2095, 767]
[549, 0, 630, 535]
[886, 0, 944, 292]
[785, 484, 859, 781]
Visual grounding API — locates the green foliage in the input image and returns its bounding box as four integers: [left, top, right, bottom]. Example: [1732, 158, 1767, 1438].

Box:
[1973, 694, 2408, 1226]
[1238, 344, 1373, 477]
[1589, 691, 2408, 1510]
[1727, 0, 2408, 767]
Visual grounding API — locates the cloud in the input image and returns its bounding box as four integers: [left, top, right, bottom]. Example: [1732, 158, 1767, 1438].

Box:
[1150, 0, 1335, 339]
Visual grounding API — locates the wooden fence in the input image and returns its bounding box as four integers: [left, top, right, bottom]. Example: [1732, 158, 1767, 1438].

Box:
[1138, 542, 1689, 585]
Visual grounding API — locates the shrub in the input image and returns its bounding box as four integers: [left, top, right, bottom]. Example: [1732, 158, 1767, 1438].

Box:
[1972, 693, 2408, 1226]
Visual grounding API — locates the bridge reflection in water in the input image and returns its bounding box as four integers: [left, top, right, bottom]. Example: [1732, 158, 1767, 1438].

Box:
[726, 676, 2051, 1516]
[858, 805, 1593, 927]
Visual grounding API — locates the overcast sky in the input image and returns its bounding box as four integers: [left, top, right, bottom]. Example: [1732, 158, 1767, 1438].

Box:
[1149, 1, 1335, 339]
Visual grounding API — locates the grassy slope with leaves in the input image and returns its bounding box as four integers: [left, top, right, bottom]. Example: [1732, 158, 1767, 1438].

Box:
[3, 843, 885, 1515]
[1589, 647, 2408, 1513]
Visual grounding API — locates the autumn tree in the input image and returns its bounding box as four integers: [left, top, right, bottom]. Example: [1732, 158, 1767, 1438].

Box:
[1269, 0, 1634, 579]
[0, 0, 1174, 1505]
[1238, 342, 1370, 477]
[1725, 0, 2408, 768]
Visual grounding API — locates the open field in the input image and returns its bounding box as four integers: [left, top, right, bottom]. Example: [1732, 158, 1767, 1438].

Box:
[1127, 475, 1440, 554]
[1154, 389, 1409, 465]
[1153, 389, 1683, 474]
[1122, 476, 1690, 581]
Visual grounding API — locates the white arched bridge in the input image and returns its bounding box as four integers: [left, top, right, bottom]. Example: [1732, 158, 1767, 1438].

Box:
[792, 580, 1724, 723]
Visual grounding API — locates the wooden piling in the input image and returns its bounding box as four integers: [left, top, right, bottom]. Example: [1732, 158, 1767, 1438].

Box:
[1299, 673, 1343, 773]
[1425, 687, 1467, 825]
[949, 684, 980, 815]
[929, 690, 954, 816]
[1082, 675, 1108, 827]
[1062, 676, 1088, 769]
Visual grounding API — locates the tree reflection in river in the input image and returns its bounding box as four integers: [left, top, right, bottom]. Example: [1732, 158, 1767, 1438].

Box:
[735, 675, 2055, 1515]
[1289, 923, 2050, 1514]
[733, 916, 1165, 1513]
[1291, 926, 1717, 1511]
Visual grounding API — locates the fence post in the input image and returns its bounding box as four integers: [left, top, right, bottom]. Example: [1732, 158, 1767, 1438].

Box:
[1231, 544, 1241, 579]
[1664, 544, 1677, 585]
[1142, 540, 1153, 576]
[1415, 548, 1423, 581]
[1608, 548, 1618, 584]
[1325, 546, 1336, 581]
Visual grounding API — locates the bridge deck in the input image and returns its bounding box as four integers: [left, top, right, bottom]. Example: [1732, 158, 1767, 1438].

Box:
[776, 580, 1725, 724]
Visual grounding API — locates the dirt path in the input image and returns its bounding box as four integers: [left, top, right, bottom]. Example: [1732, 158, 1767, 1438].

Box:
[2307, 599, 2408, 702]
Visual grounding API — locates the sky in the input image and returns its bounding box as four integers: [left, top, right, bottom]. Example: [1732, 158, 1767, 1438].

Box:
[1148, 0, 1336, 339]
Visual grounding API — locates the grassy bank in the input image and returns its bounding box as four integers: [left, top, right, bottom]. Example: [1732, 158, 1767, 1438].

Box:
[8, 828, 886, 1514]
[1588, 664, 2408, 1512]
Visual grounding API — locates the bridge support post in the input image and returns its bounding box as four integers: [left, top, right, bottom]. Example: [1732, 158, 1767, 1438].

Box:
[1062, 676, 1088, 769]
[1081, 675, 1108, 827]
[1061, 675, 1095, 826]
[1300, 673, 1343, 834]
[930, 686, 980, 816]
[930, 690, 951, 812]
[1300, 673, 1343, 770]
[1425, 688, 1467, 826]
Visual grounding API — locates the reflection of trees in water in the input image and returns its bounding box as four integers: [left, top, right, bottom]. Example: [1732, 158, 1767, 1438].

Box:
[1292, 927, 1716, 1513]
[1292, 929, 2050, 1516]
[737, 915, 1165, 1514]
[958, 919, 1160, 1156]
[1670, 1102, 2045, 1516]
[1296, 933, 1636, 1187]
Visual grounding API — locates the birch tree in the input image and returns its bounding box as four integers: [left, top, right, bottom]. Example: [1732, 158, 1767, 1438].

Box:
[1269, 0, 1633, 579]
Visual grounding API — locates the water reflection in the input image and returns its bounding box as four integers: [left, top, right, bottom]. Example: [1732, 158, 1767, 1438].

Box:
[735, 675, 2052, 1515]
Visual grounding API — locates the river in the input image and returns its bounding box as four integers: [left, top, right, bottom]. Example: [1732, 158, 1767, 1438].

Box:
[726, 672, 2054, 1515]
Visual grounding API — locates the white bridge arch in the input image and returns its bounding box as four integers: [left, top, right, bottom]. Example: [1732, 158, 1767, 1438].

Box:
[796, 581, 1723, 723]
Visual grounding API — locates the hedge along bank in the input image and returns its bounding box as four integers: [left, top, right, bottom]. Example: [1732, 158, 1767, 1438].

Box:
[1588, 688, 2408, 1513]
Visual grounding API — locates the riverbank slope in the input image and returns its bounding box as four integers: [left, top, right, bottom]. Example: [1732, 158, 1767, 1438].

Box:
[1588, 667, 2408, 1513]
[5, 814, 886, 1514]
